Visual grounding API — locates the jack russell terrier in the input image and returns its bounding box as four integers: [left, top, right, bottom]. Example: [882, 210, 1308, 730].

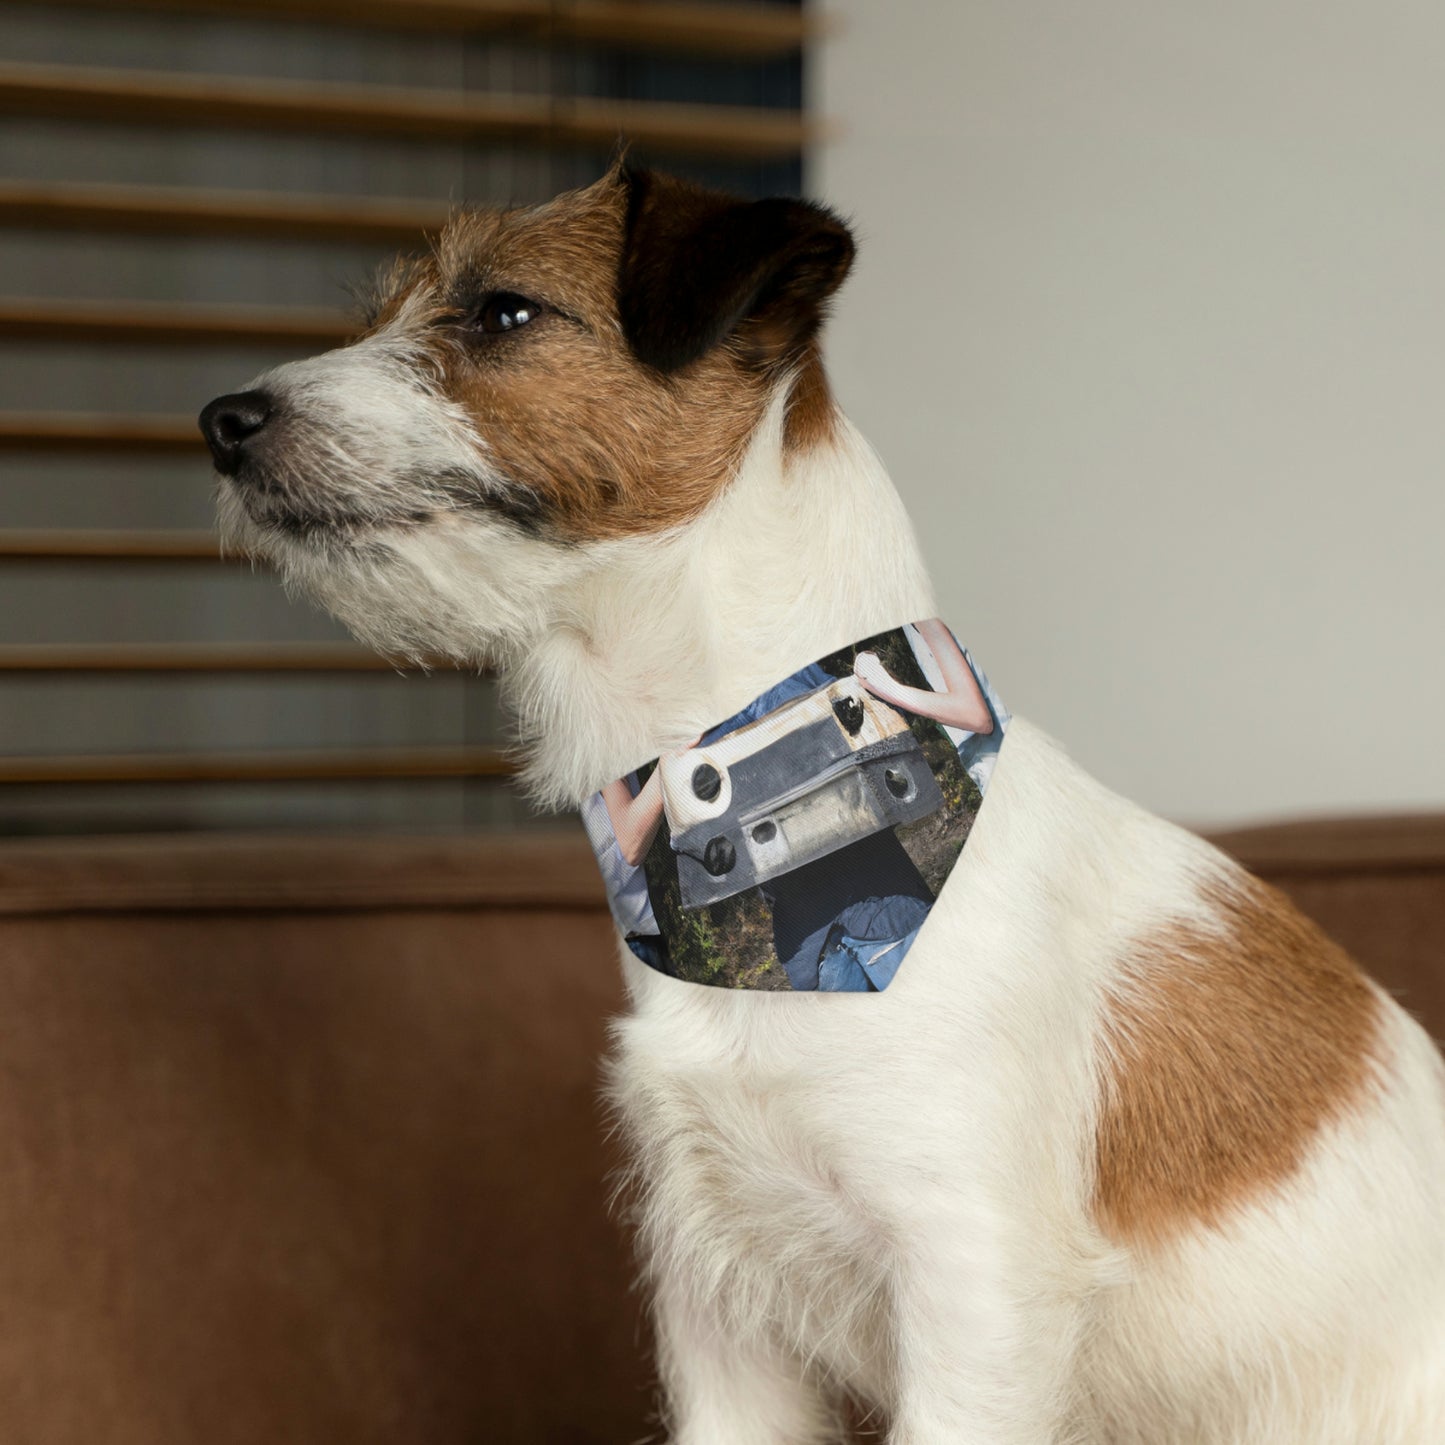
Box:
[200, 164, 1445, 1444]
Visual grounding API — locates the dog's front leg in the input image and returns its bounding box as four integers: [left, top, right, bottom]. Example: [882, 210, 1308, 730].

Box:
[654, 1274, 842, 1445]
[884, 1223, 1087, 1445]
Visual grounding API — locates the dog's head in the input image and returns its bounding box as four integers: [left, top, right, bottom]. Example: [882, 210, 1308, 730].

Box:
[200, 166, 854, 663]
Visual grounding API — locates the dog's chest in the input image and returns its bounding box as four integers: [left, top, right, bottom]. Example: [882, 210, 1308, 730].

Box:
[611, 1009, 899, 1387]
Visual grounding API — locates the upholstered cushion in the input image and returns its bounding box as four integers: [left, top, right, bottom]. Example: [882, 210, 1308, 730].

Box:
[0, 832, 648, 1445]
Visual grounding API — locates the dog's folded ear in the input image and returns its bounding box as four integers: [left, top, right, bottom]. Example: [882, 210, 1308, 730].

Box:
[618, 167, 855, 376]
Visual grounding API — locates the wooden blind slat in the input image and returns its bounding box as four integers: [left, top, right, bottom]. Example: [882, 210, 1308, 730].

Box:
[21, 0, 815, 58]
[0, 180, 449, 245]
[0, 530, 227, 561]
[0, 412, 201, 452]
[0, 298, 353, 348]
[0, 14, 808, 821]
[0, 61, 818, 161]
[0, 643, 415, 672]
[0, 746, 514, 784]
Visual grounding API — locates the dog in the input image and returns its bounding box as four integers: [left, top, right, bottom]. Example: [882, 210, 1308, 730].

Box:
[200, 164, 1445, 1443]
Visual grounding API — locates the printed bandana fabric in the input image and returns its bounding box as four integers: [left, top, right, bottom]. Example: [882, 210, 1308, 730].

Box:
[580, 619, 1009, 992]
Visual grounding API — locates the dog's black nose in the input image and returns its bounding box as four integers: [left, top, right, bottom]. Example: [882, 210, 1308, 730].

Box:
[199, 390, 272, 475]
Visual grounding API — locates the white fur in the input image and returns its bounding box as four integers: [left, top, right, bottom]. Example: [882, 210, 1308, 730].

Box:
[221, 350, 1445, 1441]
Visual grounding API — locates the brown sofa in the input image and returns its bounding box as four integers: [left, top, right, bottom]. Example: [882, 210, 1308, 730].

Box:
[0, 820, 1439, 1443]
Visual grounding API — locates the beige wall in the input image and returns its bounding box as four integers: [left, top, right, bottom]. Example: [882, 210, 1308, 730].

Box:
[813, 2, 1445, 826]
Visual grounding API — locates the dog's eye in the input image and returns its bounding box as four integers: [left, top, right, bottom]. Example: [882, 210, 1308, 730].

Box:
[473, 292, 542, 335]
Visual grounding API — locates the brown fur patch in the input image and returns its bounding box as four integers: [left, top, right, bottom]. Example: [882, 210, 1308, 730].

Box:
[381, 176, 770, 541]
[364, 171, 844, 541]
[1094, 872, 1382, 1247]
[783, 342, 840, 453]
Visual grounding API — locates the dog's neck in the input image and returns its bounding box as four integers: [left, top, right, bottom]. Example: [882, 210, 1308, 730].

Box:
[508, 389, 937, 807]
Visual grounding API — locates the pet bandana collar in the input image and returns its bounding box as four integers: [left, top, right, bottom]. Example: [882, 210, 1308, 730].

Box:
[580, 619, 1009, 993]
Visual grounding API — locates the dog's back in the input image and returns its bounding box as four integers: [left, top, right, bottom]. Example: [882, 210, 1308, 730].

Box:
[611, 712, 1445, 1441]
